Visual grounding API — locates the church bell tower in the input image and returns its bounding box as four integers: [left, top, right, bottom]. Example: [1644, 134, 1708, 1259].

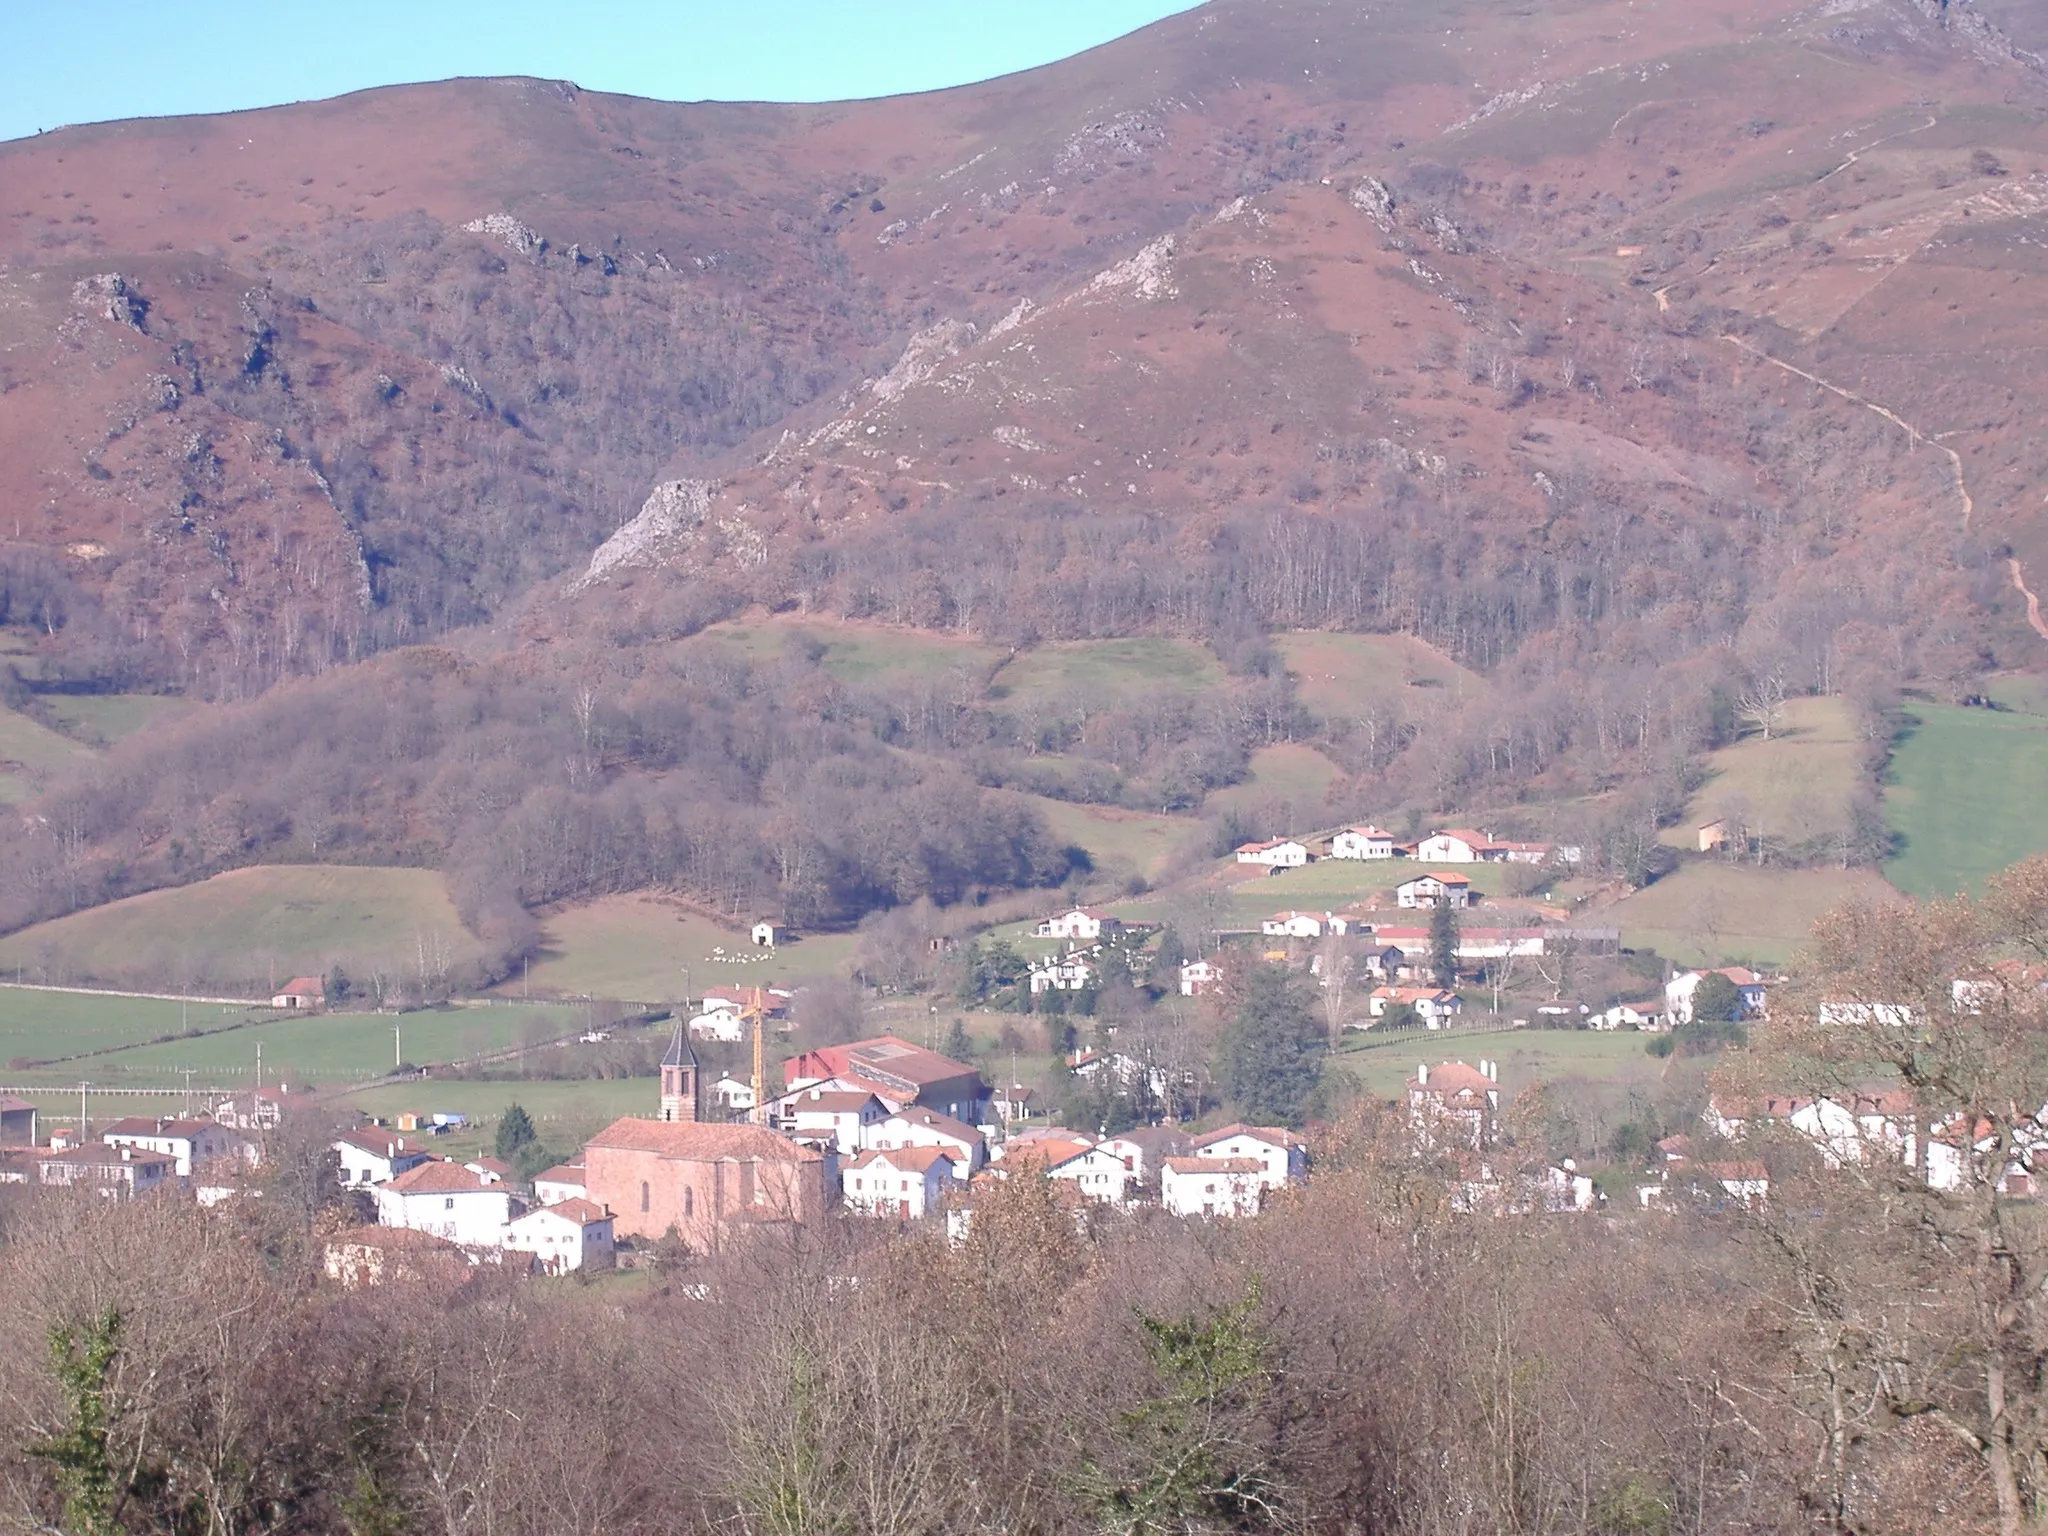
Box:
[659, 1022, 700, 1122]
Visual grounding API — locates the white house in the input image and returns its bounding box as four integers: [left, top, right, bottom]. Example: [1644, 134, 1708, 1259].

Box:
[100, 1117, 241, 1178]
[1262, 911, 1349, 939]
[867, 1106, 987, 1179]
[270, 977, 324, 1010]
[374, 1161, 517, 1246]
[1328, 826, 1396, 860]
[335, 1129, 434, 1189]
[1408, 1060, 1501, 1149]
[710, 1073, 758, 1114]
[1396, 873, 1473, 909]
[1369, 986, 1462, 1025]
[989, 1084, 1037, 1122]
[1100, 1126, 1193, 1181]
[779, 1087, 888, 1155]
[1592, 1002, 1657, 1031]
[1180, 958, 1223, 997]
[1665, 968, 1770, 1025]
[1002, 1134, 1139, 1205]
[39, 1145, 175, 1197]
[1234, 839, 1309, 869]
[1415, 829, 1492, 863]
[842, 1146, 955, 1218]
[687, 1008, 749, 1043]
[1029, 952, 1095, 994]
[532, 1162, 587, 1205]
[1161, 1156, 1267, 1218]
[1035, 908, 1122, 941]
[750, 921, 781, 947]
[1193, 1124, 1307, 1184]
[1455, 928, 1546, 960]
[502, 1197, 615, 1273]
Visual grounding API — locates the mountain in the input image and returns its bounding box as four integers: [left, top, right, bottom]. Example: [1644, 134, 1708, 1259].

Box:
[5, 0, 2048, 949]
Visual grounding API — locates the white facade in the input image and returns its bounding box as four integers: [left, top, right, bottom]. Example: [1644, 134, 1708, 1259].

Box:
[688, 1008, 749, 1042]
[782, 1090, 887, 1155]
[532, 1165, 587, 1205]
[1416, 831, 1485, 863]
[1262, 911, 1341, 939]
[1369, 987, 1462, 1024]
[1162, 1157, 1266, 1218]
[1396, 875, 1472, 909]
[1179, 959, 1221, 997]
[1035, 908, 1118, 941]
[1029, 953, 1095, 993]
[101, 1118, 241, 1178]
[1194, 1127, 1306, 1183]
[502, 1200, 615, 1272]
[1046, 1143, 1140, 1205]
[1329, 827, 1395, 860]
[711, 1074, 757, 1113]
[1666, 969, 1770, 1024]
[1235, 840, 1309, 868]
[374, 1177, 516, 1246]
[751, 921, 780, 947]
[867, 1110, 986, 1177]
[335, 1132, 432, 1189]
[842, 1147, 954, 1217]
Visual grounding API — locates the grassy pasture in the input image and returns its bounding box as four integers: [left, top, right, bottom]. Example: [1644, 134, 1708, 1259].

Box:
[1884, 702, 2048, 898]
[0, 986, 265, 1068]
[1605, 862, 1895, 967]
[74, 1003, 586, 1085]
[701, 616, 1003, 687]
[1202, 743, 1345, 821]
[0, 866, 483, 994]
[508, 893, 859, 1003]
[1027, 797, 1197, 883]
[1330, 1026, 1664, 1101]
[0, 705, 92, 804]
[1273, 631, 1485, 722]
[39, 693, 193, 745]
[991, 638, 1225, 707]
[340, 1077, 663, 1162]
[1663, 697, 1864, 851]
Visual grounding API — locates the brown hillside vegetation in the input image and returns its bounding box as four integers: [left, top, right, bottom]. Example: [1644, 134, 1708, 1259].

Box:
[4, 0, 2048, 944]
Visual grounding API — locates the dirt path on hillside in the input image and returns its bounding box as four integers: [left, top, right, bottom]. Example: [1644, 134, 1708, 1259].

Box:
[1717, 333, 1974, 528]
[2009, 558, 2048, 641]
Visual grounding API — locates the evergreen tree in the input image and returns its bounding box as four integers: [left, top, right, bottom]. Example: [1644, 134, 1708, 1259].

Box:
[1430, 901, 1460, 988]
[494, 1102, 536, 1161]
[1217, 963, 1324, 1126]
[942, 1016, 974, 1064]
[1690, 971, 1743, 1024]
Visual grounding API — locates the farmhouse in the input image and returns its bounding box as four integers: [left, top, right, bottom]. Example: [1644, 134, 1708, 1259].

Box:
[750, 920, 781, 947]
[842, 1145, 956, 1218]
[866, 1105, 986, 1179]
[1697, 818, 1731, 852]
[1262, 910, 1347, 939]
[1161, 1157, 1267, 1218]
[1028, 953, 1096, 993]
[1408, 1060, 1501, 1149]
[997, 1133, 1138, 1205]
[1100, 1126, 1193, 1180]
[0, 1097, 36, 1146]
[39, 1144, 175, 1197]
[270, 977, 324, 1010]
[336, 1129, 433, 1188]
[1395, 873, 1473, 909]
[532, 1162, 587, 1205]
[501, 1198, 616, 1273]
[374, 1160, 516, 1246]
[1415, 829, 1492, 863]
[1234, 838, 1309, 869]
[582, 1118, 831, 1247]
[1665, 968, 1770, 1024]
[772, 1087, 888, 1155]
[1179, 958, 1223, 996]
[1035, 907, 1122, 941]
[101, 1117, 243, 1178]
[1329, 826, 1397, 860]
[1370, 986, 1463, 1025]
[1194, 1124, 1306, 1184]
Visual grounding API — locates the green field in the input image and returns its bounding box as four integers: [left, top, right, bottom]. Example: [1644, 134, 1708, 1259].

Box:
[1330, 1026, 1664, 1101]
[0, 986, 264, 1068]
[0, 866, 485, 994]
[1273, 631, 1487, 722]
[1027, 798, 1197, 883]
[700, 616, 1003, 687]
[1202, 743, 1345, 821]
[1663, 697, 1863, 851]
[508, 893, 859, 1003]
[1884, 702, 2048, 898]
[991, 638, 1225, 707]
[340, 1077, 664, 1161]
[1605, 862, 1895, 967]
[38, 693, 193, 746]
[0, 704, 92, 804]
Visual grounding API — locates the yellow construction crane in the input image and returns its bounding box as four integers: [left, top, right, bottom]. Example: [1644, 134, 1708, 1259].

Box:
[742, 985, 770, 1124]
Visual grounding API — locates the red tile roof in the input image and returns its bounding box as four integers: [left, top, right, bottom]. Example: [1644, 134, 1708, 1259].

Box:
[1411, 1063, 1496, 1097]
[528, 1197, 611, 1226]
[1193, 1124, 1296, 1152]
[1164, 1156, 1265, 1175]
[586, 1118, 821, 1163]
[848, 1145, 954, 1175]
[101, 1117, 217, 1139]
[385, 1161, 492, 1194]
[535, 1163, 586, 1187]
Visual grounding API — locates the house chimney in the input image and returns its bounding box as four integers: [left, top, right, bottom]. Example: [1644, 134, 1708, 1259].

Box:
[1417, 1062, 1428, 1086]
[1487, 1060, 1499, 1082]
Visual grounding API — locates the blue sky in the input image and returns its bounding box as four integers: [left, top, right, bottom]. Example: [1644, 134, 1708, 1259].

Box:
[0, 1, 1200, 144]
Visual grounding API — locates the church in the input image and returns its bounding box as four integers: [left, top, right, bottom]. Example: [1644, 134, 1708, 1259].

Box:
[580, 1026, 831, 1247]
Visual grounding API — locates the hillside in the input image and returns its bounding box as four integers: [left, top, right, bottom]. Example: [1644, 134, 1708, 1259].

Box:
[5, 0, 2048, 946]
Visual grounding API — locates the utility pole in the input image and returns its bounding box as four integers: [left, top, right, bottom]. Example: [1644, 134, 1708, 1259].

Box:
[395, 1023, 402, 1070]
[78, 1081, 88, 1143]
[255, 1042, 263, 1090]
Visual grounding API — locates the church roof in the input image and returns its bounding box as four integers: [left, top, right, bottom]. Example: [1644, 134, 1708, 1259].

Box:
[661, 1023, 696, 1071]
[586, 1118, 821, 1164]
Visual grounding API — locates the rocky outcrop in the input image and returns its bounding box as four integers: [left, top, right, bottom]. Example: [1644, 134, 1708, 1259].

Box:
[573, 479, 717, 588]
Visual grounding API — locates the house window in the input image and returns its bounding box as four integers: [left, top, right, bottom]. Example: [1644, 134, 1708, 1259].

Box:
[444, 1198, 454, 1210]
[641, 1181, 650, 1213]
